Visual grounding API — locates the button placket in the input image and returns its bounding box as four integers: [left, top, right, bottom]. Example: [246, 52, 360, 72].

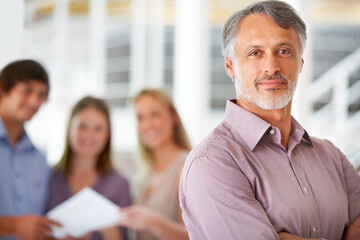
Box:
[290, 153, 322, 238]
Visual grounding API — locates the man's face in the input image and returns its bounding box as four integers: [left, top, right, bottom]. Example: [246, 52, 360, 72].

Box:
[225, 14, 304, 110]
[0, 80, 48, 123]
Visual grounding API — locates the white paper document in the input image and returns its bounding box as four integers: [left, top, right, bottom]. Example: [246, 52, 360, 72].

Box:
[47, 187, 124, 238]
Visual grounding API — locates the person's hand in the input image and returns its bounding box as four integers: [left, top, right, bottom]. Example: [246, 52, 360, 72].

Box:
[342, 216, 360, 240]
[117, 205, 159, 231]
[278, 232, 313, 240]
[12, 215, 61, 240]
[63, 232, 92, 240]
[48, 232, 92, 240]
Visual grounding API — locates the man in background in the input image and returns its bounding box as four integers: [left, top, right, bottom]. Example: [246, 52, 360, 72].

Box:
[179, 1, 360, 239]
[0, 59, 59, 240]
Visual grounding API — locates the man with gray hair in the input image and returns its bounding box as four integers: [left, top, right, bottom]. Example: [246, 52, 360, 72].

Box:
[179, 1, 360, 239]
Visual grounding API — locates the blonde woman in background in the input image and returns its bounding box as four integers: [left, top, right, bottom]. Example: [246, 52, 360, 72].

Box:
[118, 88, 191, 240]
[46, 96, 131, 240]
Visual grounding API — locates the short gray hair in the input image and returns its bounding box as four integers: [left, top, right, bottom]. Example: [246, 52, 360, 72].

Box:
[222, 0, 307, 59]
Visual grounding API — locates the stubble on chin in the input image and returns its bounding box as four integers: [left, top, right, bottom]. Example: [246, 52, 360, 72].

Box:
[235, 74, 297, 110]
[232, 59, 297, 110]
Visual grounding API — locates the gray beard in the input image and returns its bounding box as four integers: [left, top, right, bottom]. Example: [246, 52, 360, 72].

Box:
[238, 86, 295, 110]
[235, 72, 297, 110]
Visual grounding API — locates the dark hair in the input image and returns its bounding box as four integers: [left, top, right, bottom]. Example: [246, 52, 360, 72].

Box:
[222, 0, 307, 59]
[55, 96, 113, 176]
[0, 59, 50, 94]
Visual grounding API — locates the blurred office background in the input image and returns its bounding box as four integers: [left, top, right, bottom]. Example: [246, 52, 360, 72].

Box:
[0, 0, 359, 176]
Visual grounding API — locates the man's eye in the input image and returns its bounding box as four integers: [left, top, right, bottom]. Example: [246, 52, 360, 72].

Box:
[37, 92, 47, 100]
[279, 49, 290, 54]
[250, 51, 259, 56]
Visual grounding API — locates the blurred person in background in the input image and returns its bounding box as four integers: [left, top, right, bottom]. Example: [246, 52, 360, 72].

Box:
[0, 59, 60, 240]
[46, 96, 131, 240]
[118, 88, 190, 240]
[179, 0, 360, 239]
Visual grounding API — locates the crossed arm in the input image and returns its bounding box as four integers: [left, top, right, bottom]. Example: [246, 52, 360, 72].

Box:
[180, 153, 360, 240]
[342, 216, 360, 240]
[278, 216, 360, 240]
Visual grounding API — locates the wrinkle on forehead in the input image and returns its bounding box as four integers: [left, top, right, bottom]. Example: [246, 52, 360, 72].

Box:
[235, 14, 301, 56]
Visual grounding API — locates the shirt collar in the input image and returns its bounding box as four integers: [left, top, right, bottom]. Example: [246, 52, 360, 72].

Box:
[290, 117, 312, 146]
[0, 117, 7, 139]
[0, 117, 35, 150]
[224, 99, 313, 151]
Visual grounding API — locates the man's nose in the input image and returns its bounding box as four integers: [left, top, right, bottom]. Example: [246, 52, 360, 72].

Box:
[263, 54, 280, 75]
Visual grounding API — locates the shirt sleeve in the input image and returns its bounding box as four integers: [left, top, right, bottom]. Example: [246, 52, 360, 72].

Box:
[341, 151, 360, 223]
[180, 153, 279, 240]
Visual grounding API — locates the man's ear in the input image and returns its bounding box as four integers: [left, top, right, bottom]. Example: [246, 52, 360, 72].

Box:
[299, 58, 304, 73]
[225, 57, 235, 79]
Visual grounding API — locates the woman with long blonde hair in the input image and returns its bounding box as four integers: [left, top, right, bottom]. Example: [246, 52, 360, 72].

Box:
[118, 88, 191, 240]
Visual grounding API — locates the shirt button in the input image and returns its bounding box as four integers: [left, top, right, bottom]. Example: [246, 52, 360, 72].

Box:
[312, 227, 316, 233]
[270, 129, 275, 135]
[303, 187, 308, 193]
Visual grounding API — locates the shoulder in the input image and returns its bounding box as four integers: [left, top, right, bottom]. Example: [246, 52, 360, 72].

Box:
[304, 136, 351, 175]
[50, 168, 65, 178]
[185, 120, 246, 169]
[48, 168, 67, 186]
[310, 136, 336, 147]
[179, 126, 255, 211]
[309, 136, 343, 158]
[182, 121, 247, 187]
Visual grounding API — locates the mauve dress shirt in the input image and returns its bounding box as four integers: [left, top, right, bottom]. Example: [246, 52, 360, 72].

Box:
[179, 100, 360, 240]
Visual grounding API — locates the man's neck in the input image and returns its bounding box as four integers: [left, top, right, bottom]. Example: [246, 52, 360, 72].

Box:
[1, 115, 24, 147]
[237, 99, 292, 150]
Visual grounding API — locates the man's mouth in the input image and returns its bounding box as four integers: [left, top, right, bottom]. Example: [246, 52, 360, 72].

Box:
[257, 79, 287, 88]
[255, 73, 288, 89]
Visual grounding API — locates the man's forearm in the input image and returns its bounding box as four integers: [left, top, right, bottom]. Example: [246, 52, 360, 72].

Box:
[342, 215, 360, 240]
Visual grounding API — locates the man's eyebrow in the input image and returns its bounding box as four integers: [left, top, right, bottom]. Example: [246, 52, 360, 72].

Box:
[241, 42, 297, 53]
[243, 45, 263, 53]
[277, 42, 296, 48]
